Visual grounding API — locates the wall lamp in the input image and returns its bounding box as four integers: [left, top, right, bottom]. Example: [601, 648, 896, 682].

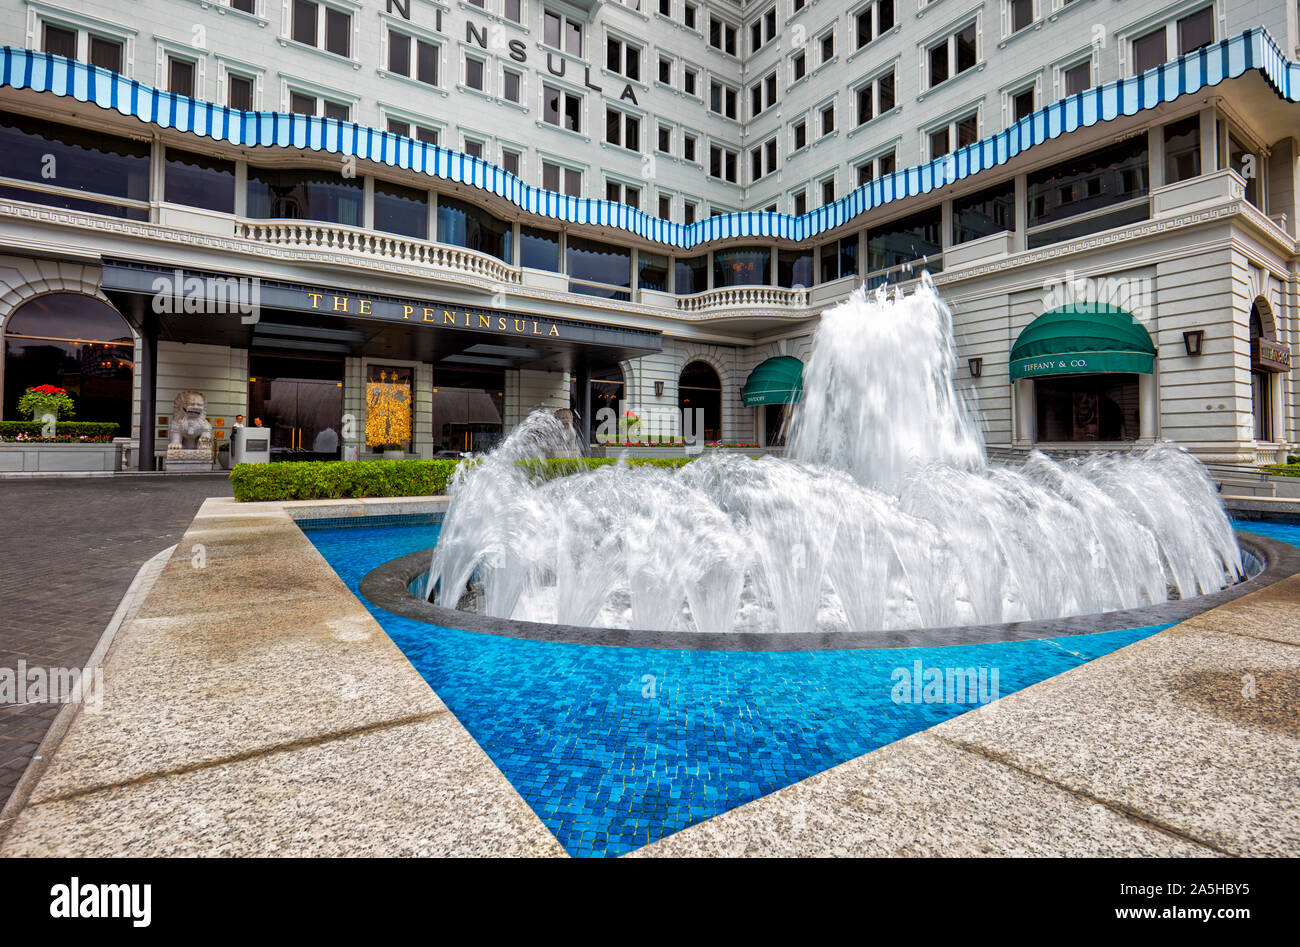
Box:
[968, 357, 983, 378]
[654, 380, 665, 396]
[1183, 329, 1205, 357]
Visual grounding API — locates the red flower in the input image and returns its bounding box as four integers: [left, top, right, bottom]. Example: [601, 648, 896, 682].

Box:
[30, 384, 66, 394]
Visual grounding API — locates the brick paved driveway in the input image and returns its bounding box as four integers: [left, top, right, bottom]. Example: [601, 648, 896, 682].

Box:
[0, 474, 231, 810]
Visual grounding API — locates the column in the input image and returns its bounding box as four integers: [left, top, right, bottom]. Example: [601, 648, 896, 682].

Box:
[1138, 371, 1157, 441]
[137, 298, 158, 471]
[576, 363, 592, 447]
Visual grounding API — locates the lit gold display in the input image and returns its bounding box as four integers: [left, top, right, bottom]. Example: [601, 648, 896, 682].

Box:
[365, 370, 412, 447]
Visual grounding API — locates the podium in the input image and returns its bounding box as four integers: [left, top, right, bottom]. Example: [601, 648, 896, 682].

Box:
[231, 426, 272, 464]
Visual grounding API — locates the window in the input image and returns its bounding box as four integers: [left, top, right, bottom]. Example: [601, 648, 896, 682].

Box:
[820, 178, 835, 206]
[1064, 60, 1090, 96]
[521, 225, 560, 271]
[856, 149, 897, 186]
[1027, 136, 1150, 248]
[683, 133, 697, 161]
[675, 254, 706, 292]
[709, 144, 738, 183]
[659, 0, 671, 15]
[438, 196, 513, 262]
[793, 51, 806, 81]
[821, 103, 835, 136]
[387, 31, 438, 86]
[856, 69, 895, 126]
[543, 85, 582, 132]
[505, 0, 522, 23]
[657, 123, 672, 153]
[390, 120, 439, 144]
[290, 91, 316, 115]
[778, 247, 814, 288]
[793, 190, 807, 215]
[658, 56, 672, 84]
[567, 235, 631, 300]
[463, 139, 483, 159]
[544, 10, 583, 55]
[929, 22, 977, 88]
[605, 108, 640, 151]
[683, 67, 698, 96]
[542, 160, 581, 197]
[658, 194, 671, 219]
[1010, 0, 1034, 34]
[930, 111, 978, 157]
[793, 119, 807, 151]
[501, 149, 520, 176]
[374, 180, 428, 239]
[230, 0, 255, 11]
[292, 1, 350, 58]
[1228, 133, 1261, 209]
[750, 138, 777, 180]
[503, 68, 521, 103]
[709, 17, 737, 55]
[465, 57, 485, 91]
[856, 0, 895, 49]
[752, 72, 777, 116]
[42, 22, 77, 58]
[228, 74, 254, 110]
[607, 37, 641, 81]
[713, 246, 771, 287]
[684, 3, 697, 30]
[639, 251, 669, 292]
[168, 56, 195, 97]
[1163, 116, 1200, 184]
[605, 180, 641, 208]
[1131, 27, 1166, 73]
[1177, 6, 1214, 55]
[710, 81, 738, 119]
[322, 100, 349, 120]
[247, 166, 363, 224]
[1036, 375, 1140, 442]
[683, 200, 697, 225]
[388, 118, 410, 136]
[1012, 86, 1035, 121]
[952, 179, 1014, 243]
[820, 29, 835, 64]
[88, 36, 123, 72]
[165, 148, 236, 213]
[866, 207, 942, 278]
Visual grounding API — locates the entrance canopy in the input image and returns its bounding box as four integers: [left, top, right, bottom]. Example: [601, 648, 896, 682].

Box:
[742, 356, 804, 406]
[1010, 304, 1155, 382]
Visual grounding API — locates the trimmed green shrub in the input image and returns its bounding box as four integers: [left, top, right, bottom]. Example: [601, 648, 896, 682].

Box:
[0, 421, 119, 440]
[230, 459, 458, 501]
[230, 456, 697, 500]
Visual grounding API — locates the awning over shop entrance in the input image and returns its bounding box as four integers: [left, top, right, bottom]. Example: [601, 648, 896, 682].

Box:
[1009, 304, 1155, 381]
[742, 356, 804, 406]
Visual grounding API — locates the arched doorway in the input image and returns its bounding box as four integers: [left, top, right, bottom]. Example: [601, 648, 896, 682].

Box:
[588, 364, 625, 443]
[679, 360, 722, 442]
[1249, 297, 1288, 443]
[2, 293, 134, 433]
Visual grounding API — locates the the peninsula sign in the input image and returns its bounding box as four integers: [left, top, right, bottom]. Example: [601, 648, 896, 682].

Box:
[306, 292, 561, 339]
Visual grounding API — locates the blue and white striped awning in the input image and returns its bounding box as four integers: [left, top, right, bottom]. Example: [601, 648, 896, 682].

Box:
[2, 28, 1296, 250]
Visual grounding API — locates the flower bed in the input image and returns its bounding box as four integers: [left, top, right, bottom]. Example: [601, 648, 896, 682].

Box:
[0, 421, 119, 442]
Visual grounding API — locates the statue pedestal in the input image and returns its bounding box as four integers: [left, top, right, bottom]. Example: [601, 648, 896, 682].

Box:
[165, 449, 215, 473]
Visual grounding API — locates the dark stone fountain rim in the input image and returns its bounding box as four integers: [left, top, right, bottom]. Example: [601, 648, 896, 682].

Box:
[357, 530, 1298, 651]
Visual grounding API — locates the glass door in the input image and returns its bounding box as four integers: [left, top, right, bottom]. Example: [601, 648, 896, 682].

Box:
[248, 355, 345, 461]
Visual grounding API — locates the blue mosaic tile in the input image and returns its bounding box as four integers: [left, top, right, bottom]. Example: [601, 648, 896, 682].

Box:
[303, 520, 1196, 858]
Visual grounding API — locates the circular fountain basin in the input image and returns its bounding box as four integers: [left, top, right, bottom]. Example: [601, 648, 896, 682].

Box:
[359, 530, 1294, 652]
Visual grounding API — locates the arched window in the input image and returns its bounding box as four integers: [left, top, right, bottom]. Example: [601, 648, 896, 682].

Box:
[3, 294, 134, 433]
[1249, 297, 1286, 442]
[679, 360, 722, 442]
[589, 364, 625, 443]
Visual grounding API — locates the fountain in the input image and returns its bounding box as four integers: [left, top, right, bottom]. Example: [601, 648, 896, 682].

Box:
[423, 275, 1245, 635]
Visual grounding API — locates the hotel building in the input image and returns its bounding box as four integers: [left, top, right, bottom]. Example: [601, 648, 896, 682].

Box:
[0, 0, 1298, 467]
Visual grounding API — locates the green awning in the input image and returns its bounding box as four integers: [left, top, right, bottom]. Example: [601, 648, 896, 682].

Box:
[743, 356, 804, 406]
[1009, 304, 1156, 381]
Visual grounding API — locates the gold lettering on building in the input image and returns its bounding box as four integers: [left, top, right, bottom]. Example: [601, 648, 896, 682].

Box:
[332, 296, 348, 312]
[402, 305, 413, 319]
[359, 299, 372, 315]
[423, 308, 437, 322]
[308, 293, 323, 309]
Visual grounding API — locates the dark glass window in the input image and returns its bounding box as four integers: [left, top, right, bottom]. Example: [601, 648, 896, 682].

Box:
[1164, 116, 1201, 184]
[466, 58, 484, 90]
[1177, 7, 1213, 55]
[1035, 374, 1140, 442]
[290, 92, 316, 115]
[503, 69, 520, 102]
[437, 196, 512, 262]
[325, 8, 350, 57]
[819, 235, 858, 282]
[42, 23, 77, 58]
[638, 252, 669, 292]
[246, 167, 363, 225]
[165, 148, 236, 213]
[713, 246, 771, 287]
[322, 100, 348, 121]
[388, 31, 410, 74]
[292, 0, 317, 46]
[1132, 27, 1166, 73]
[866, 208, 942, 274]
[1011, 0, 1033, 32]
[1065, 61, 1090, 96]
[168, 57, 195, 96]
[3, 294, 134, 433]
[228, 74, 254, 110]
[952, 180, 1014, 244]
[777, 248, 814, 288]
[956, 23, 977, 71]
[929, 41, 948, 86]
[417, 41, 438, 85]
[879, 0, 894, 32]
[0, 111, 150, 217]
[374, 180, 428, 238]
[1027, 136, 1149, 228]
[674, 255, 707, 293]
[520, 226, 560, 271]
[88, 36, 122, 72]
[567, 236, 631, 299]
[1013, 88, 1035, 121]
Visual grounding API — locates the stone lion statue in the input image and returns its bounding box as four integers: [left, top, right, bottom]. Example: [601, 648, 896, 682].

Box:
[168, 390, 213, 453]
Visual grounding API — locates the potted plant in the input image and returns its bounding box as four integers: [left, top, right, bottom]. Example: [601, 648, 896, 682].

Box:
[17, 384, 75, 432]
[382, 442, 404, 459]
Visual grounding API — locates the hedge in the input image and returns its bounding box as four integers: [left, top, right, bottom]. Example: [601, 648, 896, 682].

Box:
[230, 456, 696, 500]
[0, 421, 120, 439]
